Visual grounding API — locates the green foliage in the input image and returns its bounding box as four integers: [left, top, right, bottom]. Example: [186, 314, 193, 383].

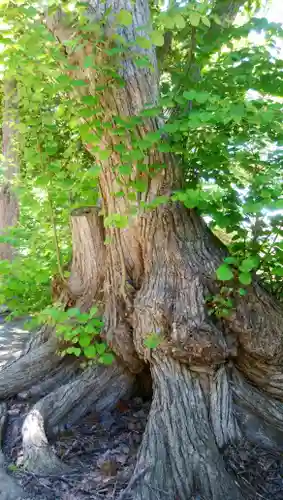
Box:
[206, 287, 234, 318]
[144, 332, 163, 349]
[116, 10, 132, 27]
[36, 305, 114, 364]
[216, 264, 234, 282]
[0, 0, 283, 335]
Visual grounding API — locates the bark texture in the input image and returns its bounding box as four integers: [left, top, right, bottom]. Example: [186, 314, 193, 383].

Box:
[131, 357, 243, 500]
[44, 0, 283, 498]
[68, 206, 105, 308]
[0, 403, 24, 500]
[1, 1, 283, 498]
[0, 336, 60, 399]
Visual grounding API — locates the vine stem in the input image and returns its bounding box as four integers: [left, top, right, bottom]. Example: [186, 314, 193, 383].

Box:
[37, 140, 66, 286]
[47, 189, 65, 284]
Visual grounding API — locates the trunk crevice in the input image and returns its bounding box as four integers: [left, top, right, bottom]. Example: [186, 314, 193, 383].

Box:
[130, 356, 243, 500]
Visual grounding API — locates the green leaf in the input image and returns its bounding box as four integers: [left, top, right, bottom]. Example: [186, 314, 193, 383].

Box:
[212, 14, 222, 25]
[216, 264, 234, 281]
[158, 143, 172, 152]
[83, 56, 94, 68]
[201, 16, 210, 27]
[96, 343, 106, 355]
[25, 6, 38, 17]
[151, 31, 164, 47]
[136, 36, 151, 49]
[144, 333, 161, 349]
[87, 166, 101, 177]
[81, 95, 98, 105]
[162, 14, 175, 29]
[174, 14, 186, 29]
[84, 345, 97, 358]
[119, 164, 132, 175]
[239, 272, 252, 285]
[135, 57, 151, 68]
[90, 318, 104, 328]
[224, 257, 237, 265]
[77, 313, 90, 323]
[183, 90, 196, 100]
[116, 10, 133, 26]
[89, 306, 98, 317]
[238, 288, 247, 296]
[7, 464, 19, 472]
[273, 267, 283, 277]
[133, 179, 147, 192]
[70, 79, 88, 87]
[67, 308, 81, 318]
[104, 214, 128, 229]
[99, 353, 115, 365]
[79, 335, 92, 347]
[98, 150, 111, 161]
[189, 12, 201, 27]
[219, 308, 230, 318]
[239, 256, 260, 272]
[66, 347, 81, 356]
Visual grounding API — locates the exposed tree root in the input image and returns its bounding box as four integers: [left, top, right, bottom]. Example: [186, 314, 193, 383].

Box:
[17, 357, 81, 402]
[232, 368, 283, 449]
[0, 403, 24, 500]
[0, 337, 60, 399]
[22, 361, 134, 474]
[22, 324, 52, 354]
[130, 356, 242, 500]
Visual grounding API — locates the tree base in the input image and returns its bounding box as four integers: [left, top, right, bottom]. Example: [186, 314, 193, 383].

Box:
[2, 337, 283, 499]
[1, 289, 283, 498]
[129, 356, 243, 500]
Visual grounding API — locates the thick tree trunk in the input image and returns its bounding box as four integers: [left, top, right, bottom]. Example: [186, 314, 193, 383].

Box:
[45, 0, 283, 496]
[131, 357, 243, 500]
[1, 1, 283, 499]
[0, 79, 19, 261]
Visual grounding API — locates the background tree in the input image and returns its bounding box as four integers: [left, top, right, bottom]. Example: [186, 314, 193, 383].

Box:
[0, 78, 19, 261]
[0, 0, 282, 499]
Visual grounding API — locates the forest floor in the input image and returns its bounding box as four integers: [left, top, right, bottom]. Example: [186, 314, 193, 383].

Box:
[1, 314, 283, 499]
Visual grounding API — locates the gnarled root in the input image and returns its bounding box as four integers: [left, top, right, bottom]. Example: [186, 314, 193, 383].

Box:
[22, 360, 134, 474]
[0, 337, 60, 399]
[232, 368, 283, 449]
[0, 403, 24, 500]
[17, 357, 81, 402]
[130, 356, 243, 500]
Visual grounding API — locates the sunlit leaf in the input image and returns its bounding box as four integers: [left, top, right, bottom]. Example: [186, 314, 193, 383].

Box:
[216, 264, 234, 281]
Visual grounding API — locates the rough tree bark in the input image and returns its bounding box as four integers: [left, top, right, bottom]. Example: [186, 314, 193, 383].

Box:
[1, 1, 283, 499]
[0, 78, 19, 261]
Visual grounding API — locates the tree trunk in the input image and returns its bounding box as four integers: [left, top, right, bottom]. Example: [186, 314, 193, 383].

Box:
[46, 1, 283, 497]
[0, 79, 19, 262]
[1, 1, 283, 498]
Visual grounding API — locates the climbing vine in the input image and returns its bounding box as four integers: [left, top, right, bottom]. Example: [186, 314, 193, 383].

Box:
[0, 0, 282, 348]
